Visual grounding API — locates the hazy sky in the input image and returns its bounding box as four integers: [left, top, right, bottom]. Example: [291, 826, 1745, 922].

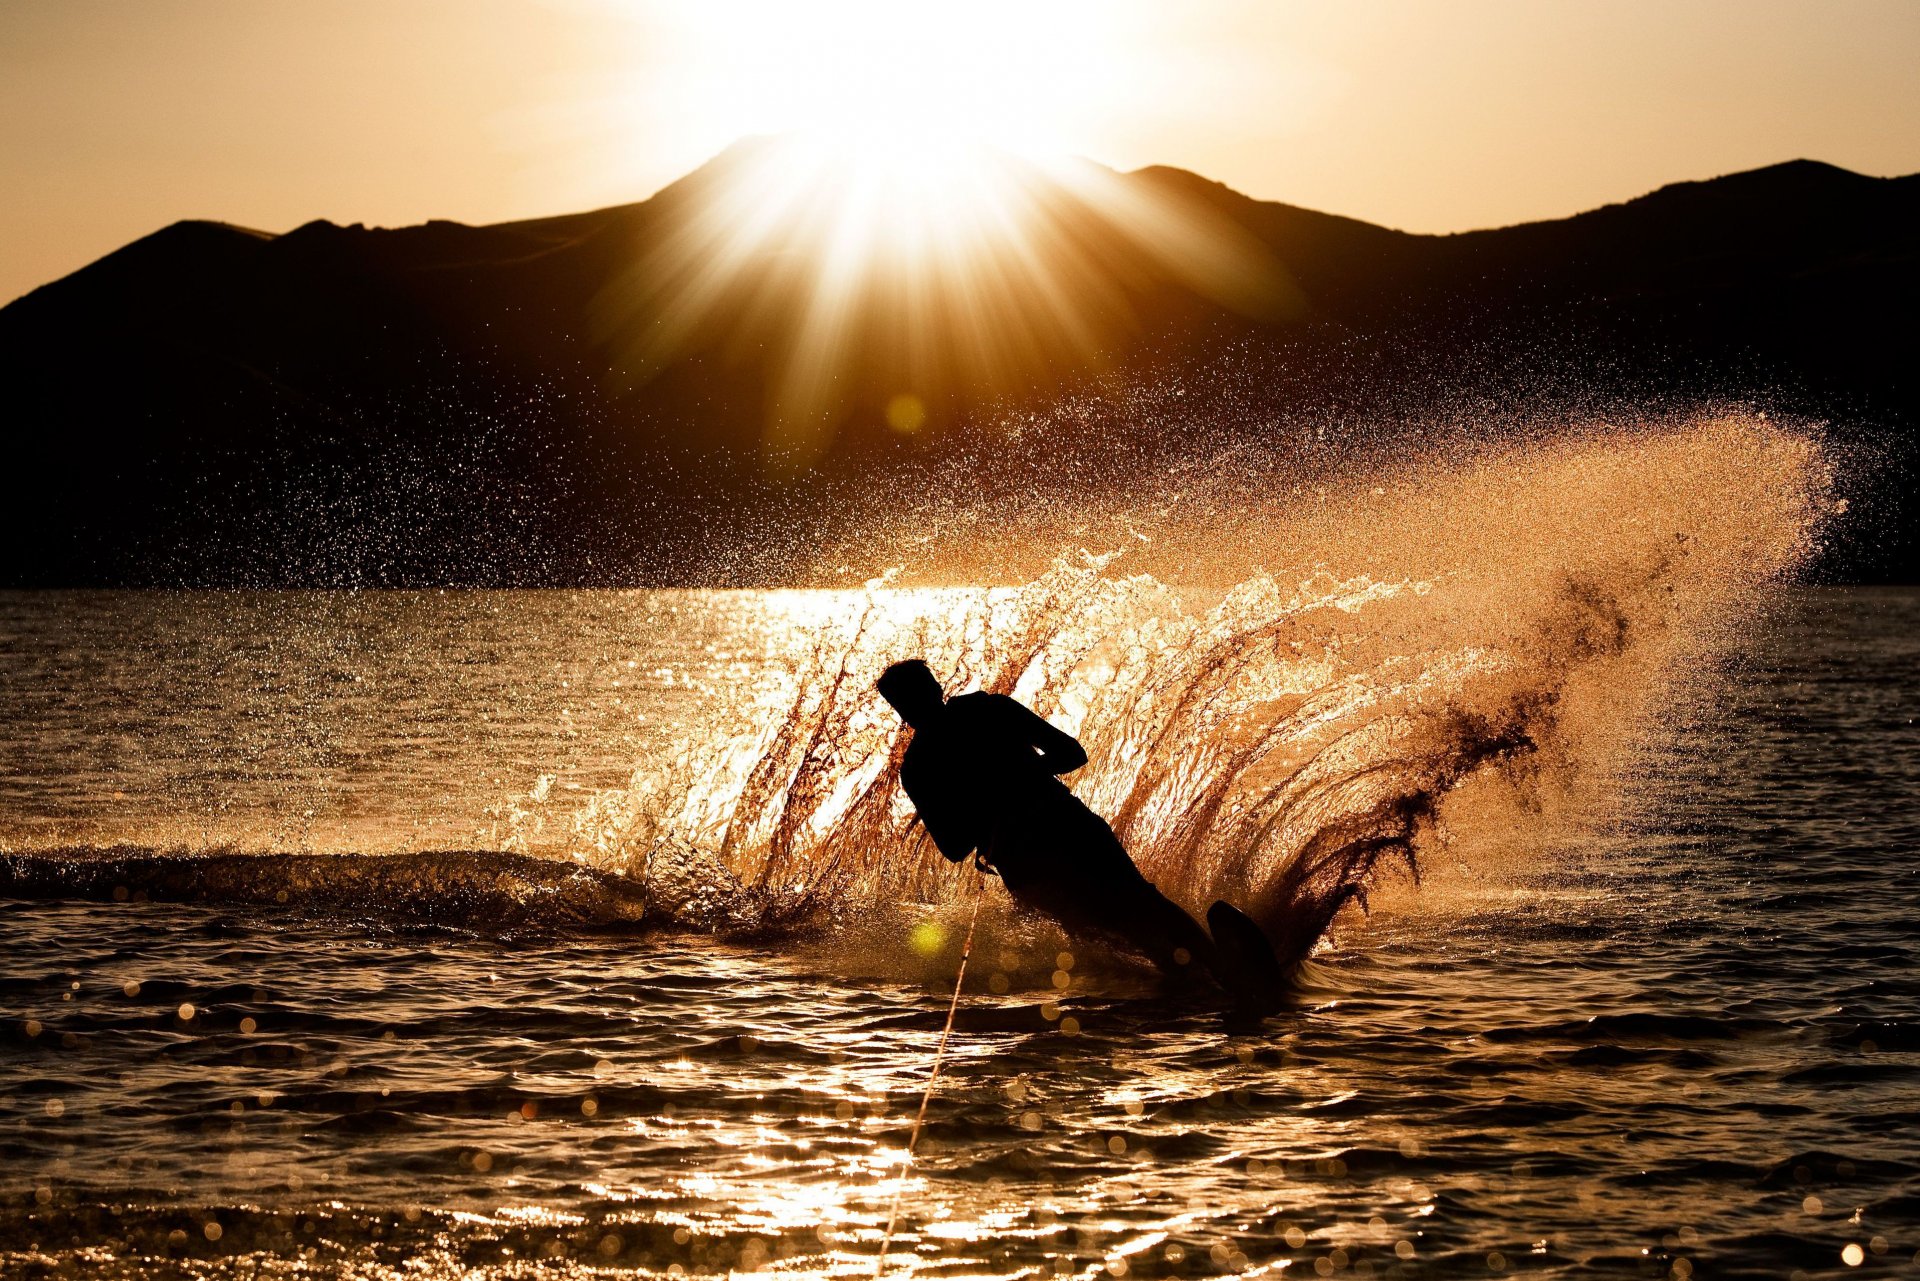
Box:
[4, 0, 1917, 303]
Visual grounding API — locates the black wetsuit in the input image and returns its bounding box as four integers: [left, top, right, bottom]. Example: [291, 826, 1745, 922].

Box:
[898, 692, 1216, 974]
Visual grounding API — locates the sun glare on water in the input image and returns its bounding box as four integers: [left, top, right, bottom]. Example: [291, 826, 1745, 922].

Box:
[590, 0, 1297, 469]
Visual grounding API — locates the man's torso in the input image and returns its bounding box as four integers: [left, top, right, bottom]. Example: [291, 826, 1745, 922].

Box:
[898, 692, 1125, 887]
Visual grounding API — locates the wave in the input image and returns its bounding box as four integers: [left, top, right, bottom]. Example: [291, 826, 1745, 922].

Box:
[504, 417, 1833, 969]
[1, 418, 1833, 975]
[0, 849, 651, 932]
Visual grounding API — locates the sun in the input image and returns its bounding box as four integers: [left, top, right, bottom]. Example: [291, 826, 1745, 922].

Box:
[644, 0, 1128, 166]
[585, 1, 1298, 472]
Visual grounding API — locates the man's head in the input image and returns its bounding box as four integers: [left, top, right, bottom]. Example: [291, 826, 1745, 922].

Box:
[876, 659, 945, 728]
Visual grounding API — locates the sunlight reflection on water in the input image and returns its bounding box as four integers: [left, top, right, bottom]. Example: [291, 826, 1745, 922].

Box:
[0, 468, 1913, 1277]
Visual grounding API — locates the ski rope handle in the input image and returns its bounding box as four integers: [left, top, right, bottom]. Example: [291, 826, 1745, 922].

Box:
[873, 870, 982, 1276]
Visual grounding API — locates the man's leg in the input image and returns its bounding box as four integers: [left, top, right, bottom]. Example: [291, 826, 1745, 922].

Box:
[1000, 829, 1224, 982]
[1101, 874, 1223, 979]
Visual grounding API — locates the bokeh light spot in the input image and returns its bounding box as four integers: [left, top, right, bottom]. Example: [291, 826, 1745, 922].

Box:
[886, 394, 926, 434]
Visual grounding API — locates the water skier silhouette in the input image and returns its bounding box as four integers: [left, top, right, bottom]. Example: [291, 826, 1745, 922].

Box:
[877, 659, 1281, 1003]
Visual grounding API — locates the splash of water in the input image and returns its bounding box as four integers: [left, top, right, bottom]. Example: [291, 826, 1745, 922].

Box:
[528, 417, 1831, 968]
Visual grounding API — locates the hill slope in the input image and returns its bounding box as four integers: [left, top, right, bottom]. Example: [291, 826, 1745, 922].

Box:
[1, 145, 1912, 585]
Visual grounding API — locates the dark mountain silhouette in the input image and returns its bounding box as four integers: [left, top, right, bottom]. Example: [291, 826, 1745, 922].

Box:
[1, 141, 1913, 586]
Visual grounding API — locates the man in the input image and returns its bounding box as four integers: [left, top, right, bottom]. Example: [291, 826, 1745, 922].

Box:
[876, 658, 1222, 981]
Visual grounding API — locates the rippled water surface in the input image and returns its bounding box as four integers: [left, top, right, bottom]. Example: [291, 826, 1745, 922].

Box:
[1, 587, 1916, 1279]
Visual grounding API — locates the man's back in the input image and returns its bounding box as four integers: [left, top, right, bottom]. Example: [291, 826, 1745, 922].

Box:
[898, 691, 1084, 866]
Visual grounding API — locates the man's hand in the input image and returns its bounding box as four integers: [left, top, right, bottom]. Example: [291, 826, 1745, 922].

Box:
[1006, 697, 1088, 774]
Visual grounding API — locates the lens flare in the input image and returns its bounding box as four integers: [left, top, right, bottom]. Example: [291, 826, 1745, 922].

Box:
[592, 131, 1301, 471]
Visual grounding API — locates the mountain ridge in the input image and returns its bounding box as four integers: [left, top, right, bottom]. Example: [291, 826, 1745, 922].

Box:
[1, 146, 1913, 585]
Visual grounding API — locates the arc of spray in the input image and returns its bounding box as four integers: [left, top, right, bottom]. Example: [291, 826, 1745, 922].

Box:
[873, 867, 983, 1276]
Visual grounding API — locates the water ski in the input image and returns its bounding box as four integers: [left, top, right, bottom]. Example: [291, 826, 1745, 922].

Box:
[1207, 900, 1287, 1013]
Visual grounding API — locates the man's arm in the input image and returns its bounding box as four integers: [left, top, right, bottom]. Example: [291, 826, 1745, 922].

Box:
[899, 753, 981, 863]
[919, 811, 979, 863]
[999, 696, 1088, 775]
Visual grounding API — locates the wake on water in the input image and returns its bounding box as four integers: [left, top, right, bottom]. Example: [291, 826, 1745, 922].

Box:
[5, 418, 1836, 975]
[513, 416, 1833, 965]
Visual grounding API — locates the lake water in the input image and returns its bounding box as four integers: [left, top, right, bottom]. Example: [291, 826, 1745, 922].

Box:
[0, 579, 1914, 1280]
